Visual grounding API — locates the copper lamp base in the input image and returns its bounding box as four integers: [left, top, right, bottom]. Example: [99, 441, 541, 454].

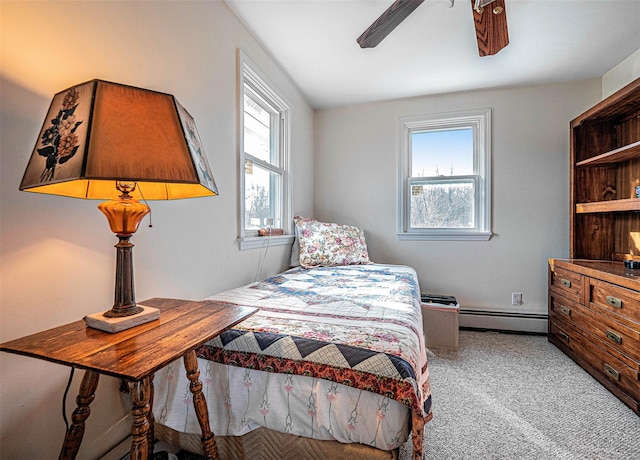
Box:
[85, 183, 159, 333]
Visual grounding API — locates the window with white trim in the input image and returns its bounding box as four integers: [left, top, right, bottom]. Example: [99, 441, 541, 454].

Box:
[238, 52, 292, 250]
[398, 109, 491, 240]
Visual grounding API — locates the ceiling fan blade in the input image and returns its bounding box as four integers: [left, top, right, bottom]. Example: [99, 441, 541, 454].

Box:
[357, 0, 426, 48]
[471, 0, 509, 56]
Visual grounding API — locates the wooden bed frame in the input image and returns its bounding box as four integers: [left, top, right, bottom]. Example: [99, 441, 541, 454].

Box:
[155, 423, 400, 460]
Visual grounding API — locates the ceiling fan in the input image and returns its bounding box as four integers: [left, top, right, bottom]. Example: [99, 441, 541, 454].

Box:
[357, 0, 509, 57]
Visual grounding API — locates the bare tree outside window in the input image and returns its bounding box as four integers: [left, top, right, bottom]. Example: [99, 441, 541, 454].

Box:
[245, 183, 271, 228]
[410, 182, 474, 228]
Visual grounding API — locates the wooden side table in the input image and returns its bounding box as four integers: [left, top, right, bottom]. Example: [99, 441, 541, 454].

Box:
[0, 298, 257, 460]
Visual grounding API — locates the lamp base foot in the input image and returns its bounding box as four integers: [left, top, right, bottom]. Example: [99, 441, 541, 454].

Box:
[85, 305, 160, 333]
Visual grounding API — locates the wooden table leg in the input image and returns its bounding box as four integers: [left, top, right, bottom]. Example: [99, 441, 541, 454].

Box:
[183, 349, 219, 460]
[147, 374, 155, 451]
[59, 370, 100, 460]
[129, 377, 152, 460]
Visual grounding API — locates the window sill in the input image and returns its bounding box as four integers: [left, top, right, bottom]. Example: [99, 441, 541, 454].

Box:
[238, 234, 294, 250]
[397, 231, 492, 241]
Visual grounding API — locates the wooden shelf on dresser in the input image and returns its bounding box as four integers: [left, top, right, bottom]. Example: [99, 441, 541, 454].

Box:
[576, 198, 640, 213]
[548, 259, 640, 415]
[575, 140, 640, 166]
[569, 77, 639, 261]
[573, 137, 640, 214]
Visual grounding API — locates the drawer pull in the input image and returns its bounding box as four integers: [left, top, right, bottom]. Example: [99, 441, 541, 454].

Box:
[606, 296, 622, 309]
[560, 279, 572, 288]
[558, 332, 570, 344]
[603, 363, 620, 381]
[559, 305, 571, 316]
[605, 330, 622, 345]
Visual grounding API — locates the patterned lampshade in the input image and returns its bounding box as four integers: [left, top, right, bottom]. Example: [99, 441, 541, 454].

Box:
[19, 80, 219, 331]
[20, 79, 218, 200]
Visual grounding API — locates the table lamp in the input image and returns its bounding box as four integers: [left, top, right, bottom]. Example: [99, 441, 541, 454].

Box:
[19, 80, 218, 332]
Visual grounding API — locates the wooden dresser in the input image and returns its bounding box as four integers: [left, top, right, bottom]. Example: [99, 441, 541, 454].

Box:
[548, 77, 640, 415]
[548, 260, 640, 414]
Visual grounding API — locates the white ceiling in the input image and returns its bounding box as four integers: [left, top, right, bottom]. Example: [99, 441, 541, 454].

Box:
[226, 0, 640, 109]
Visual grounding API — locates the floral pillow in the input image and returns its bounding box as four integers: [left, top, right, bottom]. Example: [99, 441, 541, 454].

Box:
[294, 216, 372, 268]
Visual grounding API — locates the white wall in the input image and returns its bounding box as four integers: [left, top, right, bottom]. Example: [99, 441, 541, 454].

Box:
[0, 1, 314, 458]
[314, 80, 602, 322]
[602, 48, 640, 98]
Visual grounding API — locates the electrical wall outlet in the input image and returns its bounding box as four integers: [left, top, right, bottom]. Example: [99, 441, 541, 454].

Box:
[512, 292, 523, 306]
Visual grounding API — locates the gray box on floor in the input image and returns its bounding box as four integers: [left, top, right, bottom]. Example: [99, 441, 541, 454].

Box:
[421, 296, 459, 350]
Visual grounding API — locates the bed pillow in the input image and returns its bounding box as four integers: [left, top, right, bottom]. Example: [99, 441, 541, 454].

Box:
[294, 216, 372, 268]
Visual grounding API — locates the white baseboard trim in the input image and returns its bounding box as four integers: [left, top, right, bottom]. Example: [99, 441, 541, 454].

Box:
[459, 308, 548, 334]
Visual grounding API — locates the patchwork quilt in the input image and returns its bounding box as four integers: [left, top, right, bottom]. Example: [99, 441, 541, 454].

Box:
[153, 264, 431, 459]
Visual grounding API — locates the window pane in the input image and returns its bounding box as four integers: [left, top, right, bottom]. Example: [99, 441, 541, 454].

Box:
[410, 181, 474, 228]
[411, 128, 473, 177]
[245, 163, 281, 229]
[244, 93, 272, 163]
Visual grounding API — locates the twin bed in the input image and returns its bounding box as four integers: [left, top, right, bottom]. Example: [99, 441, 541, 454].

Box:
[152, 218, 432, 459]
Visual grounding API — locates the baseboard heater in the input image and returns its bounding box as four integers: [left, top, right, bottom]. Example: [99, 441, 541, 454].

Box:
[459, 308, 548, 334]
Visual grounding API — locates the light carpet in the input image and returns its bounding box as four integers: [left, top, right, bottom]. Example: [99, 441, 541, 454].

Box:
[415, 330, 640, 460]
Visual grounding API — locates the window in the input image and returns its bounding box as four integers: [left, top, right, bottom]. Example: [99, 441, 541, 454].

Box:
[397, 109, 491, 240]
[238, 52, 292, 250]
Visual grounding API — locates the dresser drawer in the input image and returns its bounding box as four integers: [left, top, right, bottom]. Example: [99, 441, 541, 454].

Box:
[550, 266, 583, 303]
[551, 293, 640, 369]
[590, 279, 640, 324]
[549, 291, 581, 326]
[550, 319, 640, 399]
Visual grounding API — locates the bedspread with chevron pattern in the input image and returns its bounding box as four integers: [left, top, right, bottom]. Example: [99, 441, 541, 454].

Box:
[154, 264, 430, 460]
